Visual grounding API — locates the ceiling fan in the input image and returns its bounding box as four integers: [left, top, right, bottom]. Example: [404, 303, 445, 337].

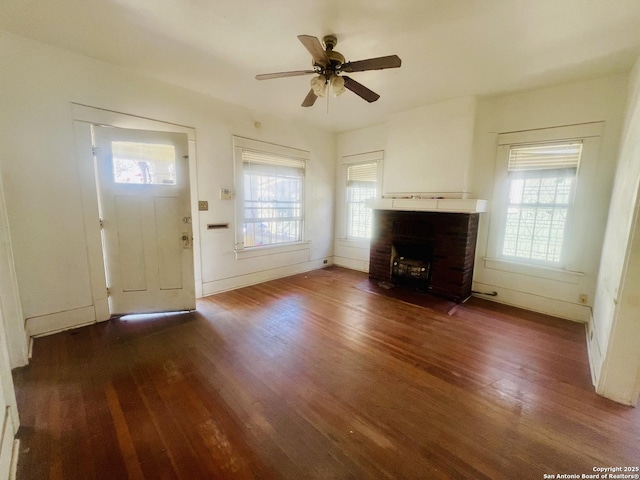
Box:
[255, 35, 402, 107]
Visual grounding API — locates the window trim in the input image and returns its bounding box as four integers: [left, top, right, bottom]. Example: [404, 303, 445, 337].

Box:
[338, 151, 384, 243]
[487, 123, 603, 275]
[233, 136, 310, 255]
[346, 161, 379, 240]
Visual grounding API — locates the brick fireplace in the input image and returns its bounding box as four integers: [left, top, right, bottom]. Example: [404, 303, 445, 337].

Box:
[369, 209, 480, 303]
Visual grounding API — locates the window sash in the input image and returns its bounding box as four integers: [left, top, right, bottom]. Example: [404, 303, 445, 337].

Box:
[241, 151, 304, 248]
[346, 162, 377, 239]
[501, 169, 576, 264]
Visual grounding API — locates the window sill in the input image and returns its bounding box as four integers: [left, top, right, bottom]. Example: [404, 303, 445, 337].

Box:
[235, 241, 310, 260]
[483, 257, 584, 284]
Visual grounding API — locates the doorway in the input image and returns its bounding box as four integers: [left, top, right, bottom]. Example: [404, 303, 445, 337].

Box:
[93, 125, 196, 315]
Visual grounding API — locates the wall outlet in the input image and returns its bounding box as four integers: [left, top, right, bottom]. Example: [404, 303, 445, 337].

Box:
[198, 200, 208, 211]
[579, 294, 588, 304]
[323, 259, 328, 264]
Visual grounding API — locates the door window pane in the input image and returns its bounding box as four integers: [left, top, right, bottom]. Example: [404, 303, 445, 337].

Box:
[112, 141, 176, 185]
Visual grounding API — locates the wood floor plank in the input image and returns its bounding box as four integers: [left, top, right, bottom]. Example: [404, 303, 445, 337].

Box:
[12, 267, 640, 479]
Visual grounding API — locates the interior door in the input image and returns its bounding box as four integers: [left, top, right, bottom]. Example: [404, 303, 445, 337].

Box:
[93, 126, 195, 315]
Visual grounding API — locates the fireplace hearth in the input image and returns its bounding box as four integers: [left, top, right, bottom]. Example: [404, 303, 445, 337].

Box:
[369, 210, 479, 303]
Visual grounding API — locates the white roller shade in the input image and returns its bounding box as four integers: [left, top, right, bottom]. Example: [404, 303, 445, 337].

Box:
[242, 150, 306, 168]
[347, 162, 377, 186]
[508, 142, 582, 172]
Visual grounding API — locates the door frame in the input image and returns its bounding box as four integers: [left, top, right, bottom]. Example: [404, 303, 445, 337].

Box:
[72, 104, 202, 321]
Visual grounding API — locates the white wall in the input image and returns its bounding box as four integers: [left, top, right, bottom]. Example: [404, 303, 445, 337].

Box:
[384, 96, 477, 197]
[593, 56, 640, 404]
[0, 31, 336, 339]
[471, 75, 627, 323]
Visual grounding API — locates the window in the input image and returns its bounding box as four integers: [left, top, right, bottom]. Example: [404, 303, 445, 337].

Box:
[111, 141, 176, 185]
[501, 142, 582, 264]
[487, 123, 602, 277]
[234, 137, 309, 251]
[346, 162, 378, 239]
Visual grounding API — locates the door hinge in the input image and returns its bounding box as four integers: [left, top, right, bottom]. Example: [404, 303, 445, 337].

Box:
[106, 287, 111, 296]
[92, 146, 99, 156]
[99, 218, 104, 229]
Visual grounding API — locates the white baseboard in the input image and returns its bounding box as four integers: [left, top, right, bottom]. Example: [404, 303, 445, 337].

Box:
[202, 258, 333, 296]
[26, 305, 96, 337]
[472, 281, 590, 322]
[333, 256, 369, 272]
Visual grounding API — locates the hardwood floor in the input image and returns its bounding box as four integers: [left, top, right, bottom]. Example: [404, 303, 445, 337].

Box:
[13, 267, 640, 479]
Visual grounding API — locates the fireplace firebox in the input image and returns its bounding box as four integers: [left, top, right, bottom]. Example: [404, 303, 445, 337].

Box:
[369, 210, 479, 303]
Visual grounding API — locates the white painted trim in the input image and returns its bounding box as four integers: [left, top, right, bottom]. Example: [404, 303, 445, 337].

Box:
[235, 241, 310, 260]
[9, 439, 19, 480]
[232, 136, 311, 160]
[483, 258, 583, 284]
[497, 122, 604, 145]
[71, 103, 196, 140]
[586, 311, 603, 387]
[341, 150, 384, 165]
[472, 281, 590, 322]
[73, 121, 110, 323]
[71, 105, 201, 318]
[369, 198, 487, 213]
[202, 259, 331, 296]
[0, 408, 16, 480]
[336, 238, 371, 248]
[26, 305, 95, 337]
[334, 257, 369, 272]
[0, 171, 29, 369]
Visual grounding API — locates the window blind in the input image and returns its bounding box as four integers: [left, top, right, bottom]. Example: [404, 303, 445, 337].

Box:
[242, 150, 305, 168]
[347, 162, 377, 186]
[508, 142, 582, 171]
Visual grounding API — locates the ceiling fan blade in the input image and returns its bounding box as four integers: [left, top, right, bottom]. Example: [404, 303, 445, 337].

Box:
[255, 70, 316, 80]
[301, 89, 318, 107]
[297, 35, 329, 67]
[340, 55, 402, 73]
[342, 76, 380, 103]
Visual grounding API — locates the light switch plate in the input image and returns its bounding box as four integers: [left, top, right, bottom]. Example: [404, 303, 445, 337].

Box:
[219, 189, 234, 200]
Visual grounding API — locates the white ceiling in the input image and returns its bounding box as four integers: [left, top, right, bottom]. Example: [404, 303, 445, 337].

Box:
[2, 0, 640, 133]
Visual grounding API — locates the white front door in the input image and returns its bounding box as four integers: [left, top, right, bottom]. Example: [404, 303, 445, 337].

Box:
[93, 126, 195, 315]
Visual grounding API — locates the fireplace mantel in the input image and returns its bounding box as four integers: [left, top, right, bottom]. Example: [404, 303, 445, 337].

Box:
[369, 210, 480, 303]
[368, 198, 487, 214]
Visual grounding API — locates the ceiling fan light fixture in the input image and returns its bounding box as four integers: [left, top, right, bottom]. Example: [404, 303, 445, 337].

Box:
[310, 74, 327, 97]
[330, 75, 345, 97]
[256, 35, 402, 107]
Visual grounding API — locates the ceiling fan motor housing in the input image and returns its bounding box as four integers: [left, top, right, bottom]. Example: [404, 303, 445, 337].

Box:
[322, 35, 345, 68]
